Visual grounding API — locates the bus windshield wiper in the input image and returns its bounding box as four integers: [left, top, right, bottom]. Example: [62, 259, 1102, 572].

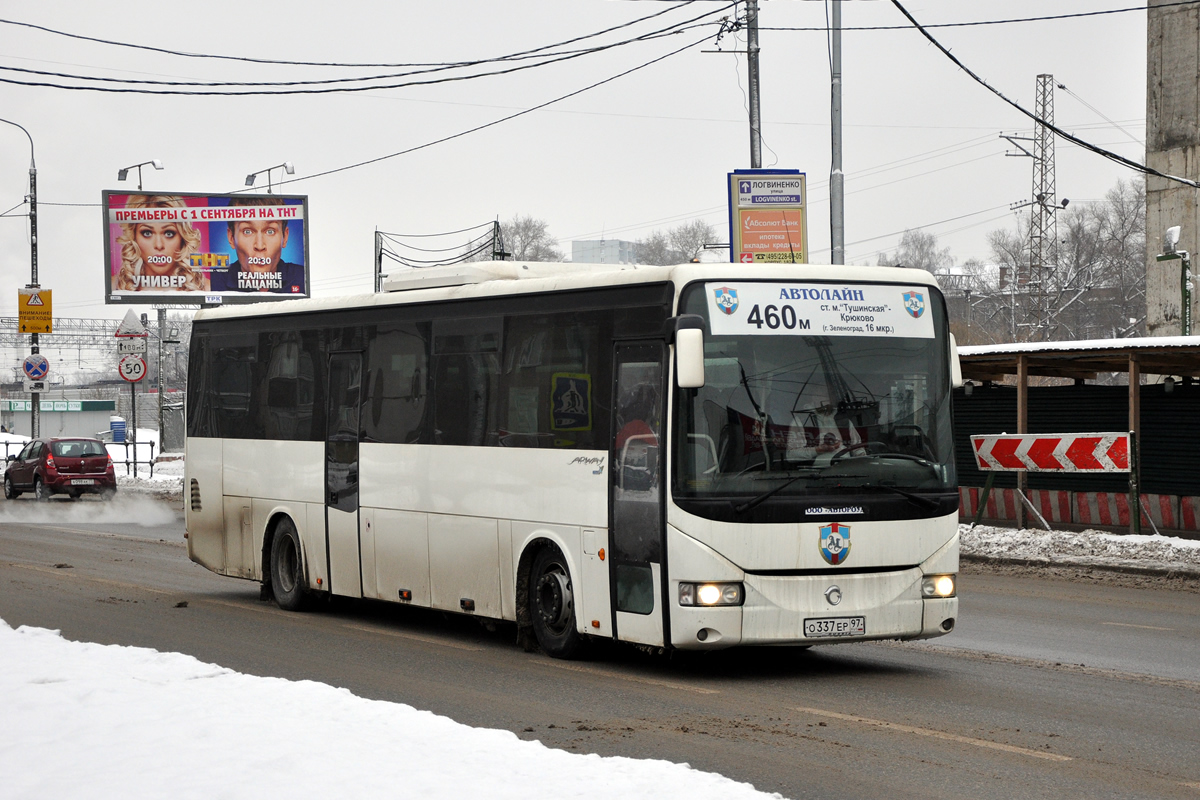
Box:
[855, 484, 941, 511]
[732, 471, 865, 515]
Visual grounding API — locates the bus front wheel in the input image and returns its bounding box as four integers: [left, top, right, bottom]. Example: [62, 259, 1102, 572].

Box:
[530, 547, 584, 659]
[270, 518, 307, 612]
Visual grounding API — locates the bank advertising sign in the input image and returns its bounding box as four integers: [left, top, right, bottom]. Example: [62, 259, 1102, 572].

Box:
[705, 281, 934, 339]
[102, 191, 310, 305]
[728, 169, 808, 264]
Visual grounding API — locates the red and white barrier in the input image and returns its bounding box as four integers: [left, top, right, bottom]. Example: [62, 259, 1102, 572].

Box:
[1028, 489, 1072, 524]
[972, 433, 1129, 472]
[1074, 491, 1131, 527]
[1140, 494, 1179, 530]
[1180, 497, 1200, 531]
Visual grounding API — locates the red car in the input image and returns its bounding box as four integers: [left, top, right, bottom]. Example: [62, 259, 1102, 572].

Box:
[4, 437, 117, 501]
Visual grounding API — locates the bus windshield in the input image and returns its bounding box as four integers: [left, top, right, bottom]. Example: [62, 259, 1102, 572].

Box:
[673, 280, 955, 519]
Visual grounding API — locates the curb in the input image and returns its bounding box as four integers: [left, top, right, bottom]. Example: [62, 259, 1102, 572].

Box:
[961, 553, 1200, 580]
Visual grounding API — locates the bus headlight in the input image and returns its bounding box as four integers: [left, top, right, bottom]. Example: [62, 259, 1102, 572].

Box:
[922, 574, 956, 598]
[679, 582, 744, 606]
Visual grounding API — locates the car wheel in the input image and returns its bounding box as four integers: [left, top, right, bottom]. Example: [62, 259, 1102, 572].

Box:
[3, 476, 17, 500]
[529, 546, 585, 659]
[270, 517, 307, 612]
[34, 478, 50, 502]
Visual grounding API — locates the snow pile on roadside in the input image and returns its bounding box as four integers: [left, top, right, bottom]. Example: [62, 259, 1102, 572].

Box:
[0, 620, 782, 800]
[961, 523, 1200, 573]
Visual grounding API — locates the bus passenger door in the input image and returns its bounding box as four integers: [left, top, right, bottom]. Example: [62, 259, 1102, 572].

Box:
[325, 352, 363, 598]
[610, 342, 666, 646]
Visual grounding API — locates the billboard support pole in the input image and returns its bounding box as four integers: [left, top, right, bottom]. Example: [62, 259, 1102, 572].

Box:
[157, 308, 165, 450]
[130, 381, 137, 479]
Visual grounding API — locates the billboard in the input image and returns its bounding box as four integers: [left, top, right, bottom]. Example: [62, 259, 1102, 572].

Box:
[103, 191, 310, 305]
[727, 170, 807, 264]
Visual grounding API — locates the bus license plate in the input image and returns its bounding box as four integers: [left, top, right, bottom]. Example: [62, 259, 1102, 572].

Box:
[804, 616, 865, 638]
[70, 479, 95, 486]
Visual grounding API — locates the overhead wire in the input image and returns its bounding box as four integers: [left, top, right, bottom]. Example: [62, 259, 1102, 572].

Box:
[0, 2, 699, 69]
[763, 2, 1199, 32]
[0, 5, 734, 94]
[889, 0, 1199, 189]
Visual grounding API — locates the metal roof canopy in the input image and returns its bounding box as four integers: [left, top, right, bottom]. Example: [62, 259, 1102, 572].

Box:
[959, 336, 1200, 382]
[956, 336, 1200, 532]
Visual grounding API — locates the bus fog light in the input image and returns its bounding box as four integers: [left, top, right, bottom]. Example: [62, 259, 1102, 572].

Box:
[922, 574, 956, 598]
[679, 582, 743, 606]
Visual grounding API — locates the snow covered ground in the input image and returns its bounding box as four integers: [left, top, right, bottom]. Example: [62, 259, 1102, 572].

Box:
[4, 430, 1199, 798]
[0, 621, 782, 800]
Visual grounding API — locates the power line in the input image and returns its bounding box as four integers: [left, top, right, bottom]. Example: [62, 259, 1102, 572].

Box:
[0, 2, 704, 69]
[0, 9, 729, 94]
[763, 2, 1199, 32]
[889, 0, 1199, 189]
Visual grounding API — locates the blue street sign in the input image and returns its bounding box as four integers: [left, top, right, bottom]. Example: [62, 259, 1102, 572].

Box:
[23, 354, 49, 381]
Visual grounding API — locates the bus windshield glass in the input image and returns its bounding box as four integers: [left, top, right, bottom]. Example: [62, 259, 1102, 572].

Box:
[673, 280, 955, 517]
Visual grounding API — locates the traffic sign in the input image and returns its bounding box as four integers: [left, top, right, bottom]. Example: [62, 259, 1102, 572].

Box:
[23, 378, 46, 393]
[114, 308, 150, 338]
[23, 353, 49, 381]
[118, 354, 147, 382]
[118, 338, 148, 354]
[18, 287, 52, 333]
[971, 433, 1130, 473]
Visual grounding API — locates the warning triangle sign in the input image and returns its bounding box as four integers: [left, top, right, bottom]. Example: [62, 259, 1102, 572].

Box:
[25, 292, 44, 306]
[114, 308, 149, 338]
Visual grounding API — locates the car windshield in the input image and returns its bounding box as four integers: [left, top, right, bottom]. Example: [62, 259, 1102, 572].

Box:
[52, 440, 107, 458]
[673, 280, 955, 508]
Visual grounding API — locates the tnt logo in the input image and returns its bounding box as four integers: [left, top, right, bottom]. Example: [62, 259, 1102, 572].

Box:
[189, 253, 230, 268]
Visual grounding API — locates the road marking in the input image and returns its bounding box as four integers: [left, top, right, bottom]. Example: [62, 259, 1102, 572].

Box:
[536, 660, 718, 695]
[1181, 781, 1200, 790]
[1101, 621, 1174, 631]
[344, 623, 484, 652]
[791, 706, 1072, 762]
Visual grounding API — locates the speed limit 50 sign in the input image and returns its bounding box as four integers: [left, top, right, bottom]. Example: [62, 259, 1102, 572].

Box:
[118, 354, 147, 382]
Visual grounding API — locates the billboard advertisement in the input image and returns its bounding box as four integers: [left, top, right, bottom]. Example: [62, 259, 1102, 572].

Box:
[727, 170, 807, 264]
[103, 191, 310, 305]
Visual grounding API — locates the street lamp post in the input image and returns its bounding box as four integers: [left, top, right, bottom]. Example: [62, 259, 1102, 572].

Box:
[1, 117, 39, 437]
[1157, 226, 1193, 336]
[244, 162, 295, 194]
[117, 159, 164, 191]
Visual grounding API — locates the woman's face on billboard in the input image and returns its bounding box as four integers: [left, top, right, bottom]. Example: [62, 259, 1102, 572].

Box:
[135, 222, 182, 274]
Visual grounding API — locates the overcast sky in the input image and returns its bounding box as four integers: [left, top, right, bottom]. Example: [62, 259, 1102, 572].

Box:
[0, 0, 1148, 327]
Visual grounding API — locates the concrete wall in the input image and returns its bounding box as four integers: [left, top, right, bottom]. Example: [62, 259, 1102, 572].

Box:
[1146, 0, 1200, 335]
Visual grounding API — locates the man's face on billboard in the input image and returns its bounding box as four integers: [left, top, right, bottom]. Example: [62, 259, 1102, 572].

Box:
[228, 219, 289, 272]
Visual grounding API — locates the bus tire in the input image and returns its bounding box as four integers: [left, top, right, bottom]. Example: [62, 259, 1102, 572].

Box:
[270, 517, 307, 612]
[530, 546, 584, 659]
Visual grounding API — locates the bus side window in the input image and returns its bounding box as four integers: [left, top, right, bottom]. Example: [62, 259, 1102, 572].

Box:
[362, 322, 432, 445]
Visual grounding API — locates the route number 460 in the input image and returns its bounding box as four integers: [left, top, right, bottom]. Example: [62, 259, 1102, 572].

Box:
[745, 304, 811, 331]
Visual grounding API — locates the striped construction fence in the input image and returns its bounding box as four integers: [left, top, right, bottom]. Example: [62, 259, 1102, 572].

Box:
[959, 488, 1200, 532]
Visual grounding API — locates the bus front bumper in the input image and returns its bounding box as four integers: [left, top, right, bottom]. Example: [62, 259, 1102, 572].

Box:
[670, 567, 958, 650]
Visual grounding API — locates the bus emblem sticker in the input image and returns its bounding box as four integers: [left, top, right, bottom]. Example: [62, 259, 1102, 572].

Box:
[902, 291, 925, 318]
[713, 287, 739, 315]
[820, 523, 851, 565]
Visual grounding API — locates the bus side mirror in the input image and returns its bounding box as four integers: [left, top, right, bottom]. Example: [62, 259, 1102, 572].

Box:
[665, 314, 705, 388]
[949, 333, 964, 388]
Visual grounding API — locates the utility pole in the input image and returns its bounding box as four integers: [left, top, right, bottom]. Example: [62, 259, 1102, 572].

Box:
[746, 0, 762, 168]
[1029, 74, 1058, 334]
[830, 0, 844, 265]
[2, 118, 39, 437]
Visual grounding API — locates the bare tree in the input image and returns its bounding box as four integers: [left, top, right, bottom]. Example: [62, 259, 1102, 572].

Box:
[668, 220, 717, 262]
[878, 229, 953, 272]
[636, 230, 677, 266]
[501, 215, 563, 262]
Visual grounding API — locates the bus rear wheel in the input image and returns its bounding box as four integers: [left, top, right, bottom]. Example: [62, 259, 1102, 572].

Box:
[270, 518, 307, 612]
[530, 547, 584, 659]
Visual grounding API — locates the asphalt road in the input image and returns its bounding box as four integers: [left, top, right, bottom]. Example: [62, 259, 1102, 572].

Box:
[2, 502, 1199, 799]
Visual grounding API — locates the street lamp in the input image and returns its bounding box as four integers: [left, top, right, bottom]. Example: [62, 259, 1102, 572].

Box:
[1156, 225, 1193, 336]
[117, 159, 164, 191]
[244, 162, 295, 194]
[0, 116, 39, 437]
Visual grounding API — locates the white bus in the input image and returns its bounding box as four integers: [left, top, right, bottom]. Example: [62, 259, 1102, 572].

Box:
[185, 261, 961, 658]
